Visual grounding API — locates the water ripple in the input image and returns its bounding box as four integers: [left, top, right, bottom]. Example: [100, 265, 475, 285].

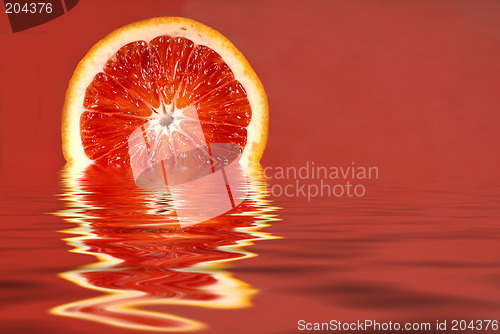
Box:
[51, 164, 280, 331]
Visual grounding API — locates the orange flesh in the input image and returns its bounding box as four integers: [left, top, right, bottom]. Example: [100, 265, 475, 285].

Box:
[81, 37, 251, 166]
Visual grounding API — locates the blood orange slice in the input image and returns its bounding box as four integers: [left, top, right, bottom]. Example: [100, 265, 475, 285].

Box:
[62, 17, 268, 168]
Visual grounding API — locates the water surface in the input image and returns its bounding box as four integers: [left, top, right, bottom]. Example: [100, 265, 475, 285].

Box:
[1, 169, 499, 334]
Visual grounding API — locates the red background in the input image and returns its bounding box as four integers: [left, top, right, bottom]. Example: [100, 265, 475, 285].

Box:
[1, 0, 500, 184]
[1, 1, 500, 334]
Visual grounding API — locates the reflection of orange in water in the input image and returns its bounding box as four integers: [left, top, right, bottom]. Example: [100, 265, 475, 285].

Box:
[52, 165, 280, 331]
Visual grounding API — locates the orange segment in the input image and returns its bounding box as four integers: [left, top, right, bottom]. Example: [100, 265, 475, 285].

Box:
[62, 17, 267, 168]
[150, 36, 195, 107]
[103, 41, 160, 110]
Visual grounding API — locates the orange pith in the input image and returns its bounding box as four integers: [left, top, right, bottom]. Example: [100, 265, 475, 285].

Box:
[81, 37, 251, 166]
